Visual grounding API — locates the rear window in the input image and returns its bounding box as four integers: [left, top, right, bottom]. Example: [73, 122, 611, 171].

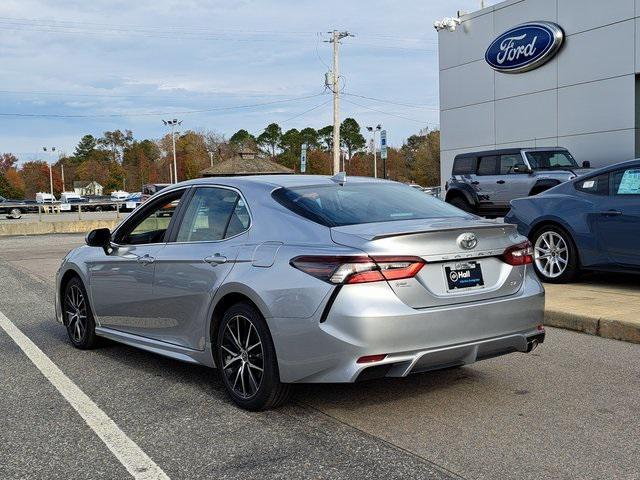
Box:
[272, 183, 469, 227]
[453, 157, 476, 175]
[477, 156, 499, 175]
[575, 173, 609, 195]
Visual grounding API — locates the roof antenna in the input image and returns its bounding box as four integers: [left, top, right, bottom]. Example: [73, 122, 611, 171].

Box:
[330, 172, 347, 185]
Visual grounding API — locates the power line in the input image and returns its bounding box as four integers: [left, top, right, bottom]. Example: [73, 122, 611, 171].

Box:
[344, 92, 438, 110]
[0, 93, 327, 118]
[280, 99, 331, 124]
[342, 98, 429, 124]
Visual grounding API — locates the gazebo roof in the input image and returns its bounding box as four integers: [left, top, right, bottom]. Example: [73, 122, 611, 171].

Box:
[200, 149, 294, 177]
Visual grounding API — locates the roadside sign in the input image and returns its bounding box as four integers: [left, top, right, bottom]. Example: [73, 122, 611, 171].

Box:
[301, 143, 307, 173]
[380, 130, 388, 160]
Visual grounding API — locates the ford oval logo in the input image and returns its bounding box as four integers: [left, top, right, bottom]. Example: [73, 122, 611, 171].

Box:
[485, 22, 564, 74]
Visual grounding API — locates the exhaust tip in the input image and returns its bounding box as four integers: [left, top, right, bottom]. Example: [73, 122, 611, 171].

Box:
[526, 339, 539, 353]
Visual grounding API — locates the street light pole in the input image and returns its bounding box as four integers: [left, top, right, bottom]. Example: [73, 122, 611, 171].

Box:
[208, 150, 214, 167]
[43, 146, 56, 198]
[163, 119, 182, 183]
[366, 125, 382, 178]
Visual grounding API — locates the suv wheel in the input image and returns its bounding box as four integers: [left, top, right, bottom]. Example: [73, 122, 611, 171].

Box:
[532, 226, 579, 283]
[215, 302, 291, 411]
[448, 196, 473, 213]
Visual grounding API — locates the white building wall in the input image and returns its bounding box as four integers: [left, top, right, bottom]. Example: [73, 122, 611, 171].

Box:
[438, 0, 640, 185]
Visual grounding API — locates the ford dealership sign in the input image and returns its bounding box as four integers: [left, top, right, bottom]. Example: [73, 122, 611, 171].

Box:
[485, 22, 564, 73]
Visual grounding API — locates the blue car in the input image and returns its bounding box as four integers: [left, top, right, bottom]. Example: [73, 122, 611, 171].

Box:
[505, 159, 640, 283]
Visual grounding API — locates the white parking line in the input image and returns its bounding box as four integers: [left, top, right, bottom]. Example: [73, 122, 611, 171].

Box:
[0, 310, 170, 480]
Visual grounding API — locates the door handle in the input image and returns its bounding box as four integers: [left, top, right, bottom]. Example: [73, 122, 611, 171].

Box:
[600, 210, 622, 217]
[471, 181, 480, 185]
[204, 254, 227, 265]
[496, 180, 506, 184]
[137, 254, 155, 265]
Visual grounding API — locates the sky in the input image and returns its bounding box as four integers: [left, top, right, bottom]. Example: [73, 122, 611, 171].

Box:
[0, 0, 494, 164]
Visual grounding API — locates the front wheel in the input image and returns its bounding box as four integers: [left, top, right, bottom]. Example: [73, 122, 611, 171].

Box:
[531, 226, 580, 283]
[215, 302, 291, 410]
[7, 208, 22, 219]
[63, 277, 98, 349]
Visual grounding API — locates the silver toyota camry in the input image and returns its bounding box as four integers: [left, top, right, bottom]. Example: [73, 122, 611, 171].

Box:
[55, 175, 545, 410]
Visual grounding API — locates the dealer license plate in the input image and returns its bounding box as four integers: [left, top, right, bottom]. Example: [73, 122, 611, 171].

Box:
[444, 261, 485, 291]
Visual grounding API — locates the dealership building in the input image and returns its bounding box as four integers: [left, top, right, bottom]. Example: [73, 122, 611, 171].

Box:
[437, 0, 640, 183]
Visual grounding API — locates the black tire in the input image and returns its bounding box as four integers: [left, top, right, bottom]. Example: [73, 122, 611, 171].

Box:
[215, 302, 291, 411]
[8, 208, 22, 219]
[448, 196, 474, 213]
[62, 277, 98, 349]
[531, 225, 580, 283]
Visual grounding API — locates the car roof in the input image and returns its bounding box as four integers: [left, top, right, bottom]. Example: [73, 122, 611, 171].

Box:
[455, 147, 568, 159]
[178, 174, 395, 189]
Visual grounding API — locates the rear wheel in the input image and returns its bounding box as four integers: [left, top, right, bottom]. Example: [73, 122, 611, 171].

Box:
[531, 225, 580, 283]
[63, 277, 98, 349]
[448, 196, 474, 213]
[215, 302, 291, 410]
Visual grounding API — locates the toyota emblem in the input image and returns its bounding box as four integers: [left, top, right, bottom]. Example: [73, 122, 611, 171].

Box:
[457, 232, 478, 250]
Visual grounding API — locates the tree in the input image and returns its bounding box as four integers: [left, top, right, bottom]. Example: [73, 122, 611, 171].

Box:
[317, 125, 333, 150]
[257, 123, 282, 158]
[20, 161, 62, 198]
[229, 129, 256, 149]
[0, 153, 18, 173]
[278, 128, 302, 170]
[299, 128, 319, 149]
[401, 129, 440, 187]
[98, 129, 133, 163]
[73, 135, 98, 161]
[340, 118, 366, 160]
[123, 140, 161, 189]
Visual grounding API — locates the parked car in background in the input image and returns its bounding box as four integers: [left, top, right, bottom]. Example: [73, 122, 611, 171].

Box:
[505, 159, 640, 283]
[110, 190, 129, 202]
[121, 192, 142, 212]
[56, 175, 545, 411]
[36, 192, 57, 204]
[141, 183, 170, 202]
[445, 147, 591, 217]
[0, 195, 38, 219]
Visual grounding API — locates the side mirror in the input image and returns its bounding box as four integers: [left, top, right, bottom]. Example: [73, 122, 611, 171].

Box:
[582, 161, 591, 168]
[513, 165, 532, 174]
[86, 228, 111, 254]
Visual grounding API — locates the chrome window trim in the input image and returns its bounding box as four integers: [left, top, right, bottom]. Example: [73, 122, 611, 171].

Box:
[169, 184, 253, 245]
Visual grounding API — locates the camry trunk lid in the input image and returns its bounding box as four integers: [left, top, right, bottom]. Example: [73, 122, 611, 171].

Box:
[330, 218, 526, 308]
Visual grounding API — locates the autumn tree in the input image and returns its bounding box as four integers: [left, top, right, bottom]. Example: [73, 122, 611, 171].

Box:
[98, 129, 133, 163]
[0, 153, 18, 173]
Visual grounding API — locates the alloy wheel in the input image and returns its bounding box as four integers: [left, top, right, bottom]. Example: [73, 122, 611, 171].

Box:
[65, 284, 88, 343]
[534, 231, 569, 279]
[221, 315, 264, 399]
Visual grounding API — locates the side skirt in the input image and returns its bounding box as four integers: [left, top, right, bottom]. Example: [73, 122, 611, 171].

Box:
[95, 327, 215, 368]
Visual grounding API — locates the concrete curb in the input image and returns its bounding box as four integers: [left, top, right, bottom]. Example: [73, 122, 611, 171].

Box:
[545, 309, 640, 344]
[0, 219, 120, 236]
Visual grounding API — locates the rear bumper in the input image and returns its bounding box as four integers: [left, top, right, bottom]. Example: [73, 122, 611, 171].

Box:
[268, 267, 545, 383]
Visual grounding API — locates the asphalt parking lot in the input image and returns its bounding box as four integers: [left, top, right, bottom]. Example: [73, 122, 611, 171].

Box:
[1, 234, 639, 480]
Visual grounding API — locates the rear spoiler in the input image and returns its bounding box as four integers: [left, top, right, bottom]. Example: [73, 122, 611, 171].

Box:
[362, 223, 516, 241]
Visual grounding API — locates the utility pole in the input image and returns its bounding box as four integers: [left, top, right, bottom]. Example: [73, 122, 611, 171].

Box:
[326, 30, 353, 174]
[208, 150, 214, 167]
[61, 164, 65, 192]
[163, 119, 182, 183]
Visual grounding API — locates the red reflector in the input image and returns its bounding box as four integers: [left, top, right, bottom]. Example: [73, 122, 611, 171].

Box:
[537, 324, 545, 331]
[357, 354, 387, 364]
[502, 241, 533, 266]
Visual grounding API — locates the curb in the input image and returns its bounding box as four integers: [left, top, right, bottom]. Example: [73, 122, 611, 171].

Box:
[0, 219, 120, 236]
[545, 309, 640, 344]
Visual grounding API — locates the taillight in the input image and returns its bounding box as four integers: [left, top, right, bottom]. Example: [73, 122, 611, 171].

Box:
[290, 255, 425, 284]
[502, 241, 533, 266]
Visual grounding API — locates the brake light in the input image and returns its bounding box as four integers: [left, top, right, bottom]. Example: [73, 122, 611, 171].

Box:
[502, 241, 533, 266]
[290, 255, 425, 284]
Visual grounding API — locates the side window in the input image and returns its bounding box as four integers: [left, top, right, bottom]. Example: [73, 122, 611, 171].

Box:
[500, 154, 527, 174]
[575, 173, 609, 195]
[176, 188, 250, 242]
[115, 190, 185, 245]
[453, 157, 476, 175]
[477, 156, 499, 175]
[612, 168, 640, 195]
